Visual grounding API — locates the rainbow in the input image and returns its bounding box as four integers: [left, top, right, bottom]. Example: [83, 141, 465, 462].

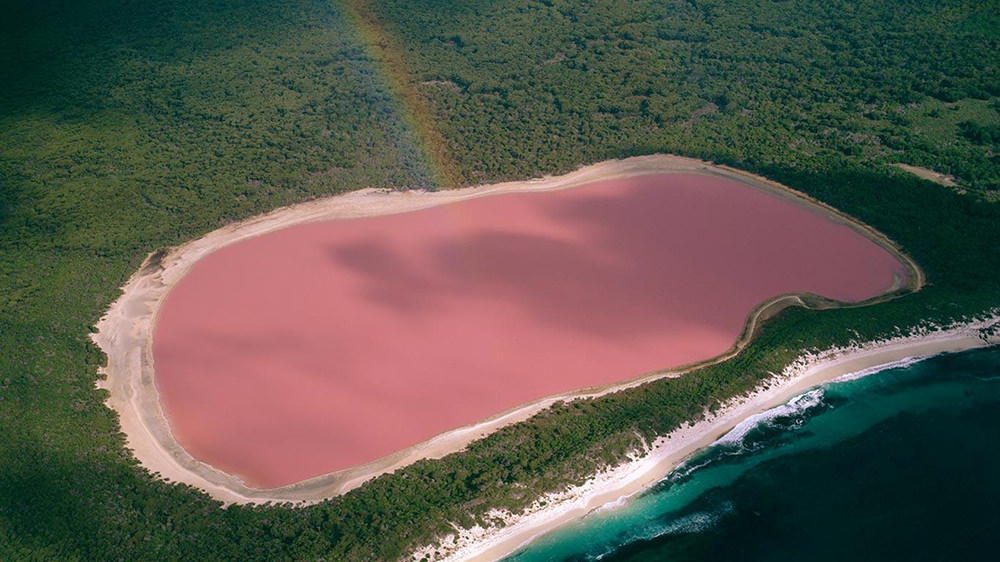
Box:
[341, 0, 462, 189]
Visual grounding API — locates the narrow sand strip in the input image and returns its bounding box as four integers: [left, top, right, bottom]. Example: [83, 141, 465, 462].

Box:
[91, 154, 921, 504]
[413, 316, 1000, 562]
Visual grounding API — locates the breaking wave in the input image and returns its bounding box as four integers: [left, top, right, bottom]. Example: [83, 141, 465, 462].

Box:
[586, 502, 736, 561]
[715, 388, 826, 448]
[667, 387, 827, 482]
[832, 356, 926, 383]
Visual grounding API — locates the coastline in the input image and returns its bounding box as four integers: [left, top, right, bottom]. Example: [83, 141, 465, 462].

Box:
[413, 315, 1000, 562]
[90, 154, 922, 504]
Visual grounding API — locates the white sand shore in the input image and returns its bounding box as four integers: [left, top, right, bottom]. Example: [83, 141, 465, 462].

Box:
[412, 315, 1000, 562]
[91, 154, 921, 504]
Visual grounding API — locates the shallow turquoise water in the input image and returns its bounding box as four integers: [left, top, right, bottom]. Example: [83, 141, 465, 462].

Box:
[505, 346, 1000, 562]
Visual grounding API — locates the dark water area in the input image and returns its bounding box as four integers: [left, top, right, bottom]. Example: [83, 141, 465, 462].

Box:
[506, 346, 1000, 562]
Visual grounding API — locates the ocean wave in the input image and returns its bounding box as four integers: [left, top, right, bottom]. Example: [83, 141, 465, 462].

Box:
[715, 388, 826, 449]
[832, 356, 926, 383]
[669, 456, 717, 482]
[593, 495, 630, 514]
[657, 501, 736, 535]
[707, 355, 931, 455]
[587, 502, 736, 561]
[667, 388, 827, 483]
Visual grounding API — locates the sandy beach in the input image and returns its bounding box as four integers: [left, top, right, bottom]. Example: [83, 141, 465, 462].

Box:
[91, 154, 922, 504]
[413, 316, 1000, 562]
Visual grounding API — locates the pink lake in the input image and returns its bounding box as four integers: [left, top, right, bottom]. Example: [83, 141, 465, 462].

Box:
[153, 174, 907, 488]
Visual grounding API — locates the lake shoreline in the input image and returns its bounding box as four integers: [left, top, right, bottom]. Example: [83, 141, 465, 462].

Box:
[90, 154, 922, 504]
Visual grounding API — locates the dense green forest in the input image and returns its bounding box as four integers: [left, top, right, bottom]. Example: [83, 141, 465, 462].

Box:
[2, 0, 999, 560]
[369, 0, 1000, 191]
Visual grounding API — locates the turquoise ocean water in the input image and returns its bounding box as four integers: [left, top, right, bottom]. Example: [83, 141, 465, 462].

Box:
[505, 346, 1000, 562]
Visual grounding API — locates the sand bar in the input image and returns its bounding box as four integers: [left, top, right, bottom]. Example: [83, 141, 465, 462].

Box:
[92, 154, 921, 503]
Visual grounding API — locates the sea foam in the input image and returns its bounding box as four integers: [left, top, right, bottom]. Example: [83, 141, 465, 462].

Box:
[587, 501, 736, 561]
[832, 355, 926, 383]
[715, 387, 826, 448]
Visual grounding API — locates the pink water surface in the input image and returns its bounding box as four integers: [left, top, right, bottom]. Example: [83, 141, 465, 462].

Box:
[153, 174, 907, 488]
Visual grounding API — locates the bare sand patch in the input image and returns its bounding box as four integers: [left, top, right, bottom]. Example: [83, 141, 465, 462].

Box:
[893, 163, 959, 188]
